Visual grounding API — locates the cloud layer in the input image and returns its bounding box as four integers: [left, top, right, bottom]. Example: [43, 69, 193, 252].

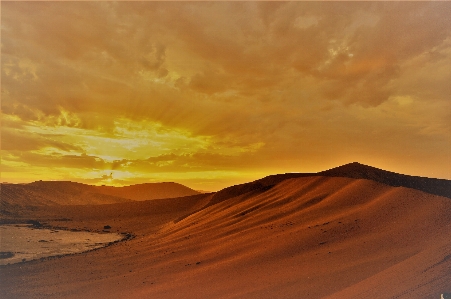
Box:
[2, 2, 451, 190]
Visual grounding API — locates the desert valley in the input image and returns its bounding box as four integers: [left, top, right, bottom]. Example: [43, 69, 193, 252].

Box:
[1, 162, 450, 299]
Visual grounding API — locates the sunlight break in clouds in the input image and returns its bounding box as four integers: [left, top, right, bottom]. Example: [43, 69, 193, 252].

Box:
[1, 2, 450, 190]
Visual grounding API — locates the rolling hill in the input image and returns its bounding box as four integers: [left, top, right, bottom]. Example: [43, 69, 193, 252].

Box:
[93, 182, 200, 201]
[0, 181, 132, 214]
[0, 181, 200, 217]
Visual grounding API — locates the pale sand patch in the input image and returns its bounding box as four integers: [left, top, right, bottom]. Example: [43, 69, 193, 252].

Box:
[0, 225, 124, 265]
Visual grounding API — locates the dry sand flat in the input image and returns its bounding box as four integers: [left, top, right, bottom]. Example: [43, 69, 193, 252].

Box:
[0, 225, 124, 265]
[1, 176, 451, 298]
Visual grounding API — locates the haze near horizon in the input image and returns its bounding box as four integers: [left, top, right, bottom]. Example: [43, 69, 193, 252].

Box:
[2, 2, 451, 191]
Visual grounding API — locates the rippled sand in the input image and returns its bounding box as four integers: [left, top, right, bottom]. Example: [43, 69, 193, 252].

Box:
[0, 225, 123, 265]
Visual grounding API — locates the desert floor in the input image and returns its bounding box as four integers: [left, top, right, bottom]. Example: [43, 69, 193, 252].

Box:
[1, 176, 451, 299]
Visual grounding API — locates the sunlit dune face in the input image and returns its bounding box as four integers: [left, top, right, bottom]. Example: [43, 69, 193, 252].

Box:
[2, 2, 451, 190]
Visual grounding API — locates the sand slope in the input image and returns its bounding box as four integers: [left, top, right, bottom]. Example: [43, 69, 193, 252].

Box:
[1, 174, 450, 299]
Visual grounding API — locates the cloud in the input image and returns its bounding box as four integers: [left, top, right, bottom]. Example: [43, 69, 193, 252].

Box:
[1, 128, 83, 152]
[189, 70, 231, 95]
[8, 151, 109, 171]
[2, 1, 451, 188]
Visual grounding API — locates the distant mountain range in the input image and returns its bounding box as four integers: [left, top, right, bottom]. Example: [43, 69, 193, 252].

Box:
[93, 182, 201, 201]
[0, 181, 200, 214]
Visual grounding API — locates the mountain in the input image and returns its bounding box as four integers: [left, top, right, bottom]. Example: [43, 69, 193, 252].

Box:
[93, 182, 200, 201]
[0, 181, 200, 216]
[0, 181, 132, 208]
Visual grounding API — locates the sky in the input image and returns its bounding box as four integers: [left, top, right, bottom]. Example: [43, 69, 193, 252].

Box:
[1, 1, 451, 191]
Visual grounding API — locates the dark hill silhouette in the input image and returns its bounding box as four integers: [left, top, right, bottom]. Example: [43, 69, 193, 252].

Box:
[210, 162, 451, 205]
[93, 182, 200, 201]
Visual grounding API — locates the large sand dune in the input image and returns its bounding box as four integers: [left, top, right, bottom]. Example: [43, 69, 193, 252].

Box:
[1, 164, 451, 298]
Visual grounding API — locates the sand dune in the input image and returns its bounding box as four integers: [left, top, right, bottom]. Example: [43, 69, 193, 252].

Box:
[1, 167, 450, 298]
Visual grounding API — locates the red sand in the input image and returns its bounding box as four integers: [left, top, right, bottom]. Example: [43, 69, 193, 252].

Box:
[1, 176, 450, 298]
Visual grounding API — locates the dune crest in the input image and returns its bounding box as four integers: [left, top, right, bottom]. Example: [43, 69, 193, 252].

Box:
[320, 162, 451, 199]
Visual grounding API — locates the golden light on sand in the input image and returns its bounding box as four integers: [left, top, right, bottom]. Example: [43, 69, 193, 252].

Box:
[1, 2, 450, 190]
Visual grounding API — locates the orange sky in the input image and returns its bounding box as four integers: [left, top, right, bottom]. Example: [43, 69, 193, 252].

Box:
[2, 2, 451, 191]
